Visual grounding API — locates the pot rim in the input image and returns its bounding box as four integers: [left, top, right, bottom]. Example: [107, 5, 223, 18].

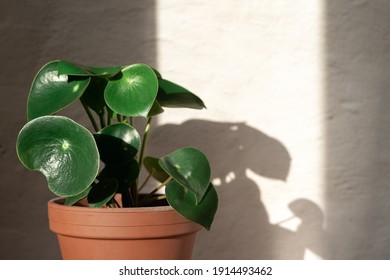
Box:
[48, 197, 174, 213]
[47, 197, 202, 239]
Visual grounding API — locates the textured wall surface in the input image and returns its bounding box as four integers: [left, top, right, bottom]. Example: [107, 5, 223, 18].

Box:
[153, 1, 325, 259]
[0, 0, 157, 259]
[1, 0, 390, 259]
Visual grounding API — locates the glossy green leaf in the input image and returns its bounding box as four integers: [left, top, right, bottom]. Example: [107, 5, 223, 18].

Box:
[98, 159, 139, 192]
[148, 100, 164, 117]
[57, 60, 91, 76]
[80, 77, 108, 114]
[157, 79, 206, 109]
[89, 65, 123, 77]
[166, 181, 218, 230]
[159, 147, 211, 204]
[94, 123, 141, 164]
[104, 64, 158, 118]
[27, 61, 91, 121]
[64, 185, 92, 206]
[16, 116, 99, 197]
[107, 106, 117, 120]
[143, 156, 170, 183]
[87, 179, 118, 208]
[58, 60, 122, 78]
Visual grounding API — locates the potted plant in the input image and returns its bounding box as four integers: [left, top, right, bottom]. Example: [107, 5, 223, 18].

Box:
[15, 60, 218, 259]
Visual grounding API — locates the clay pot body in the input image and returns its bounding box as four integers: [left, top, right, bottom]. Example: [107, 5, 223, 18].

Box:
[48, 198, 202, 260]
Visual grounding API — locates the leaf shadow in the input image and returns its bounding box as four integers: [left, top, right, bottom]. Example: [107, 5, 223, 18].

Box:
[147, 120, 294, 258]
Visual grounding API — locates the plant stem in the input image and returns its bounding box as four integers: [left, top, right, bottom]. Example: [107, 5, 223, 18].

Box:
[121, 190, 133, 207]
[99, 112, 106, 129]
[138, 171, 153, 192]
[139, 176, 172, 206]
[113, 198, 121, 208]
[139, 117, 152, 167]
[106, 106, 112, 126]
[130, 181, 137, 206]
[133, 117, 153, 206]
[81, 100, 99, 132]
[142, 195, 166, 205]
[107, 199, 116, 208]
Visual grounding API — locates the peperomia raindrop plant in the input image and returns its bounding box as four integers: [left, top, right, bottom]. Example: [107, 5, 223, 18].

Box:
[16, 60, 218, 230]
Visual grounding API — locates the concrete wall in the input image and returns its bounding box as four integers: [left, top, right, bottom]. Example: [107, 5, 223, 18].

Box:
[1, 0, 390, 259]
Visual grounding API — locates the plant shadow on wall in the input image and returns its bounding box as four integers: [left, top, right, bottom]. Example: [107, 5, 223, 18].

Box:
[148, 120, 331, 259]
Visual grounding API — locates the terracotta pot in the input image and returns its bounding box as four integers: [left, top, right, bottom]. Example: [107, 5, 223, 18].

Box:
[47, 197, 202, 260]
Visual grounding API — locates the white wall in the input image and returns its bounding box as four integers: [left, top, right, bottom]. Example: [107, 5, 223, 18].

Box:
[151, 0, 390, 259]
[151, 0, 326, 259]
[2, 0, 390, 259]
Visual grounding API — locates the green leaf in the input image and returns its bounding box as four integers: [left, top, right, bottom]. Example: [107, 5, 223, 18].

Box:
[89, 65, 123, 77]
[94, 123, 141, 164]
[64, 185, 92, 206]
[157, 79, 206, 109]
[16, 116, 100, 197]
[148, 100, 164, 117]
[80, 77, 108, 114]
[58, 60, 122, 78]
[104, 64, 158, 118]
[58, 60, 91, 76]
[143, 156, 170, 183]
[87, 179, 118, 208]
[166, 181, 218, 230]
[158, 147, 211, 204]
[152, 68, 163, 79]
[98, 160, 139, 192]
[27, 61, 91, 121]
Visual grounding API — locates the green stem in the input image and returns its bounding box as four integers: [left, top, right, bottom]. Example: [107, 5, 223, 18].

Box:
[106, 106, 112, 126]
[107, 199, 116, 208]
[133, 117, 153, 205]
[142, 195, 166, 205]
[113, 198, 121, 208]
[139, 117, 152, 167]
[81, 100, 99, 132]
[130, 182, 137, 206]
[139, 176, 172, 206]
[99, 112, 106, 129]
[121, 189, 133, 208]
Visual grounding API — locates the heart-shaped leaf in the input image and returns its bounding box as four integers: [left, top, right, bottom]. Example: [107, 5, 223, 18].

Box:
[94, 123, 141, 164]
[16, 116, 99, 197]
[87, 179, 118, 208]
[157, 79, 206, 109]
[27, 61, 90, 121]
[104, 64, 158, 118]
[143, 156, 170, 183]
[166, 180, 218, 230]
[58, 60, 122, 78]
[158, 147, 211, 204]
